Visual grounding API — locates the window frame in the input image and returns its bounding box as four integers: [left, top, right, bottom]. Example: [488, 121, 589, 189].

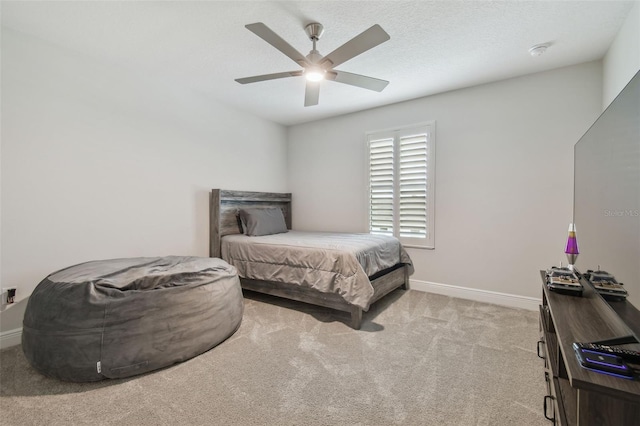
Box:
[365, 121, 436, 249]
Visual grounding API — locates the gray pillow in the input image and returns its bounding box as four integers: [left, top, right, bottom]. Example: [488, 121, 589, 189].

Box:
[239, 208, 288, 236]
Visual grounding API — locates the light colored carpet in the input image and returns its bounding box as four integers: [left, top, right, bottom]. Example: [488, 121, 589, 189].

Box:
[0, 289, 547, 425]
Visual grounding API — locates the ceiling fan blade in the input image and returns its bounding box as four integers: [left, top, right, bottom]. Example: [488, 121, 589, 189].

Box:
[235, 70, 303, 84]
[246, 22, 310, 67]
[320, 24, 390, 69]
[328, 71, 389, 92]
[304, 81, 320, 107]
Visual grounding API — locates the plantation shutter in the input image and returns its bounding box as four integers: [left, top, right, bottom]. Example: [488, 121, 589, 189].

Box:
[369, 137, 395, 236]
[367, 123, 435, 248]
[399, 133, 428, 238]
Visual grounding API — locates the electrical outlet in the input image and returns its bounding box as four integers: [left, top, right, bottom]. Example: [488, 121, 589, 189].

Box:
[2, 288, 16, 304]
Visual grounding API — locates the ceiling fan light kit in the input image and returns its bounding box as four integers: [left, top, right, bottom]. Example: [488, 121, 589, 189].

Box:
[305, 67, 325, 82]
[235, 21, 390, 107]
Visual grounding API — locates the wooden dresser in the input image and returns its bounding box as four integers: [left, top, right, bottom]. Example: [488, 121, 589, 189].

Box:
[539, 271, 640, 425]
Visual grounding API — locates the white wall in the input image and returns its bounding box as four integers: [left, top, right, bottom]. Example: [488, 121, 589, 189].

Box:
[603, 1, 640, 109]
[0, 28, 288, 334]
[288, 62, 602, 302]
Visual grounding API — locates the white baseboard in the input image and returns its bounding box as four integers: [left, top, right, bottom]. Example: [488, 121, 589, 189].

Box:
[410, 279, 541, 311]
[0, 328, 22, 350]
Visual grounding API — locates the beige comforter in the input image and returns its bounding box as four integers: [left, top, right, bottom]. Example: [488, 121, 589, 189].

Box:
[221, 231, 414, 310]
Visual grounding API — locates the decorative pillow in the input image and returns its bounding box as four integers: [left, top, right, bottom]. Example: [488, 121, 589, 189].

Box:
[239, 207, 288, 236]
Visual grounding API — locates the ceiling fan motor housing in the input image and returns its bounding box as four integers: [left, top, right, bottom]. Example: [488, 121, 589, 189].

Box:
[305, 23, 324, 41]
[306, 50, 323, 64]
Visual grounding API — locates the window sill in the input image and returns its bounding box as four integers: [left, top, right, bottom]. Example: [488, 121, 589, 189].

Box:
[403, 244, 434, 250]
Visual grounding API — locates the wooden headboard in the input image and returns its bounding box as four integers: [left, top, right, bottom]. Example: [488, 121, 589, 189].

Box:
[209, 189, 292, 258]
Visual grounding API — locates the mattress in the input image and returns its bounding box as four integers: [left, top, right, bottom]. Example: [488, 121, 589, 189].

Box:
[221, 231, 414, 310]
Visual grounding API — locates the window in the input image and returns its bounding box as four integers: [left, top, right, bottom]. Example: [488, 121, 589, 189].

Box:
[367, 123, 435, 248]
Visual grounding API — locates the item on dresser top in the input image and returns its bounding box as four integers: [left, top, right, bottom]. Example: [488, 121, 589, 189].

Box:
[584, 269, 628, 300]
[573, 342, 636, 379]
[573, 341, 640, 364]
[565, 223, 580, 270]
[546, 267, 583, 296]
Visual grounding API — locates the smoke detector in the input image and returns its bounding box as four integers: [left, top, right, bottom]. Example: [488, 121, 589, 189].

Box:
[529, 43, 550, 57]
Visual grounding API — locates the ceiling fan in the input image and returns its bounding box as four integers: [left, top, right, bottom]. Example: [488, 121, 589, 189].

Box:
[235, 22, 390, 107]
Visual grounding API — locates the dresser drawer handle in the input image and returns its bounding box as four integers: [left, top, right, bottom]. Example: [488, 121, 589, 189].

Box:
[537, 340, 546, 359]
[543, 395, 555, 422]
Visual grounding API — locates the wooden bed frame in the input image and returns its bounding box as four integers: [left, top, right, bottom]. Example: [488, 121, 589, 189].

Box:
[209, 189, 410, 329]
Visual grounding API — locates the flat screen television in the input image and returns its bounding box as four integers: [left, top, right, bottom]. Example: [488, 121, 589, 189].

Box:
[573, 70, 639, 309]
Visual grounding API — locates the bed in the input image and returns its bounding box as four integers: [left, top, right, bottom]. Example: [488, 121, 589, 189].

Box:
[209, 189, 413, 329]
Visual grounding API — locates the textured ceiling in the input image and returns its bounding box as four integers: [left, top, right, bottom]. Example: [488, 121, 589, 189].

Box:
[1, 1, 636, 126]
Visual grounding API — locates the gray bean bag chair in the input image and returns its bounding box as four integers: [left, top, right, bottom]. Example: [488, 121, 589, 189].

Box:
[22, 256, 243, 382]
